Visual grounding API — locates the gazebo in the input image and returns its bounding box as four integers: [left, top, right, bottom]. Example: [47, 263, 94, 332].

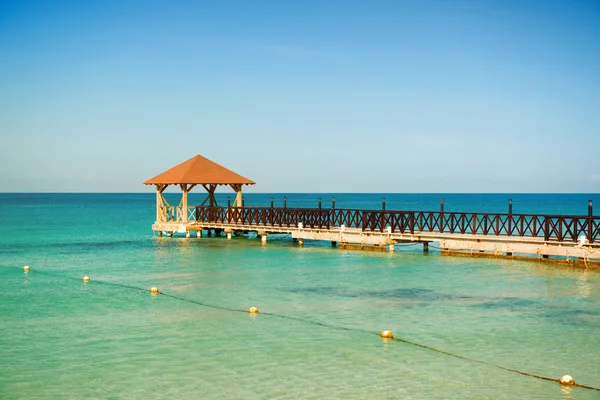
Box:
[144, 154, 255, 227]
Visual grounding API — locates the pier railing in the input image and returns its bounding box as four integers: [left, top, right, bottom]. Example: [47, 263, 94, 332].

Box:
[194, 206, 599, 244]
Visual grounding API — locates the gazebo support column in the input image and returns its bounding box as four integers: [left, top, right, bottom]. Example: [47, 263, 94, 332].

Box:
[229, 184, 243, 207]
[179, 183, 196, 223]
[155, 184, 169, 222]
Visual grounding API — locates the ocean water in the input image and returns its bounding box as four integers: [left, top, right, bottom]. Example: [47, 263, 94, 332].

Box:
[1, 193, 599, 400]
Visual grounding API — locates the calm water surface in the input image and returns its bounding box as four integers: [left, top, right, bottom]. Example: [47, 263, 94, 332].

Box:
[1, 193, 599, 399]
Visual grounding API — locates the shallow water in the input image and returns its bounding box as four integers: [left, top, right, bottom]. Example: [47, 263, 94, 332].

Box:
[1, 194, 599, 399]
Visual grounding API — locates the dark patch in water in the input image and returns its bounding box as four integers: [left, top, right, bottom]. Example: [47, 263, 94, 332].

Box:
[285, 286, 483, 302]
[364, 288, 482, 302]
[542, 308, 600, 328]
[478, 297, 538, 311]
[285, 287, 600, 328]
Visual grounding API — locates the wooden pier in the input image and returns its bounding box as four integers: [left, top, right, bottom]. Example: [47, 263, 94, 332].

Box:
[151, 205, 600, 267]
[145, 155, 600, 268]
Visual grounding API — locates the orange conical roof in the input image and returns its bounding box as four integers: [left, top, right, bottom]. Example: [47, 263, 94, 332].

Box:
[143, 154, 255, 185]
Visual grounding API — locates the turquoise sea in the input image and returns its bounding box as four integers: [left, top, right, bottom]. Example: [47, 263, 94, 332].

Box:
[1, 193, 599, 400]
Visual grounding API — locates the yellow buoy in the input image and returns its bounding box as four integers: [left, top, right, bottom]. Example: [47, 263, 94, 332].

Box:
[150, 287, 160, 294]
[247, 307, 259, 314]
[380, 330, 393, 339]
[559, 375, 575, 385]
[23, 265, 31, 272]
[82, 276, 91, 282]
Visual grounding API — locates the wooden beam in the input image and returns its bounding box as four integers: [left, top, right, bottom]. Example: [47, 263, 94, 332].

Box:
[229, 184, 243, 207]
[200, 184, 218, 207]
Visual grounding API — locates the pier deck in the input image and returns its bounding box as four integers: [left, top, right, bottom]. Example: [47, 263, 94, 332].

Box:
[152, 205, 600, 267]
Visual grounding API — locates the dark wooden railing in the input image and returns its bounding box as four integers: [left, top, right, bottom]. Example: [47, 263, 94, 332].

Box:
[194, 206, 600, 244]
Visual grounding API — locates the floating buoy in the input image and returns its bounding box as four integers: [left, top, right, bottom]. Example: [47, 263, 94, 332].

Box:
[23, 265, 31, 272]
[82, 276, 91, 282]
[380, 330, 393, 339]
[150, 287, 160, 294]
[559, 375, 575, 385]
[246, 307, 259, 314]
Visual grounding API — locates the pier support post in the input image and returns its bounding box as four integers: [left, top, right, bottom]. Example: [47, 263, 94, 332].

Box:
[227, 232, 232, 239]
[157, 231, 163, 237]
[298, 239, 304, 247]
[423, 242, 429, 253]
[257, 231, 267, 243]
[197, 230, 202, 238]
[389, 244, 395, 252]
[331, 241, 337, 247]
[186, 231, 190, 238]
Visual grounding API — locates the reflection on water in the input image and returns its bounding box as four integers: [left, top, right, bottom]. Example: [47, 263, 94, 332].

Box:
[577, 270, 592, 298]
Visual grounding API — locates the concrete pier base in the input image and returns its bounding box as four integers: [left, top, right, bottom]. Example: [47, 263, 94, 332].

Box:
[339, 243, 387, 252]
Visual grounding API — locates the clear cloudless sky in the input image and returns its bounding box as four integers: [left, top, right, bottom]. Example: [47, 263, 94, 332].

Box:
[1, 0, 599, 193]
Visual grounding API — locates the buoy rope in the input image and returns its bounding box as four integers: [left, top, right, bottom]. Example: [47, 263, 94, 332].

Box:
[159, 292, 245, 313]
[385, 335, 599, 390]
[12, 266, 600, 391]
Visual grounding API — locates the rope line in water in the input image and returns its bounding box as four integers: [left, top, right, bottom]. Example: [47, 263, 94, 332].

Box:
[14, 266, 599, 392]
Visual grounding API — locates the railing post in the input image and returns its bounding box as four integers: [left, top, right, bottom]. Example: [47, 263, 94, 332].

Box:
[316, 197, 322, 228]
[588, 200, 593, 243]
[282, 196, 287, 226]
[381, 197, 386, 232]
[439, 198, 444, 233]
[270, 197, 274, 208]
[544, 217, 550, 241]
[483, 214, 488, 235]
[228, 196, 231, 208]
[241, 196, 245, 224]
[332, 197, 336, 227]
[270, 197, 274, 226]
[507, 199, 513, 236]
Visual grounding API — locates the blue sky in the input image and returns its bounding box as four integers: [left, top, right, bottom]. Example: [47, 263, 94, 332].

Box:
[1, 0, 599, 193]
